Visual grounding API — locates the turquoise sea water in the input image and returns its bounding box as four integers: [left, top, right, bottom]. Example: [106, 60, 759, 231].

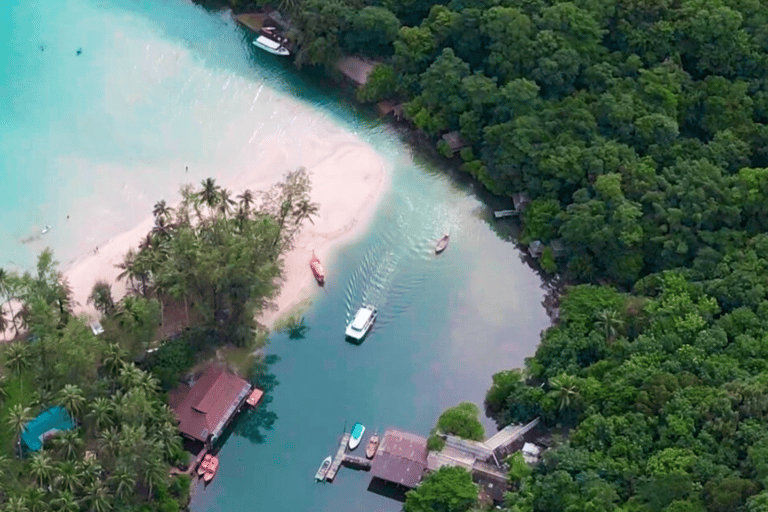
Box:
[2, 0, 552, 510]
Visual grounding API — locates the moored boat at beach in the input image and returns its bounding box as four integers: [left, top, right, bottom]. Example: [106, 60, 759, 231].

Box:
[345, 306, 377, 341]
[365, 432, 379, 459]
[435, 233, 449, 254]
[310, 252, 326, 285]
[348, 422, 365, 450]
[315, 456, 332, 481]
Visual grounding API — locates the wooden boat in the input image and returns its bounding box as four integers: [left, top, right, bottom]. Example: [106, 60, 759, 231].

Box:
[310, 252, 326, 285]
[435, 234, 449, 254]
[348, 422, 365, 450]
[197, 454, 212, 477]
[202, 455, 219, 484]
[365, 432, 379, 459]
[315, 456, 332, 481]
[246, 387, 264, 407]
[345, 306, 377, 341]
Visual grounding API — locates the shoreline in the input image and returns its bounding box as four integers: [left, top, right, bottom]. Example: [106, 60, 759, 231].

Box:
[59, 142, 390, 333]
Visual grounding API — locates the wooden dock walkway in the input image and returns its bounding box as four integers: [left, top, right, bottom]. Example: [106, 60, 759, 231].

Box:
[342, 455, 372, 470]
[325, 432, 350, 482]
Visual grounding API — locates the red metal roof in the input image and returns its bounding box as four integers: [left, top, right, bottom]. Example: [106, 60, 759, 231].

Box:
[168, 365, 251, 443]
[371, 429, 428, 488]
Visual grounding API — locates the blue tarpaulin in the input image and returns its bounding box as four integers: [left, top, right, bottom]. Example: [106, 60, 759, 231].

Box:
[20, 406, 75, 452]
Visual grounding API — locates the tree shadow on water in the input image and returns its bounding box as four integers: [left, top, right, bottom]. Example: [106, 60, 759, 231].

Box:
[230, 354, 280, 445]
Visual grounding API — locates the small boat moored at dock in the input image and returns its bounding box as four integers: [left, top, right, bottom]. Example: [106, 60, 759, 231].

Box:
[199, 454, 219, 484]
[315, 456, 332, 481]
[246, 387, 264, 408]
[310, 252, 326, 285]
[435, 233, 449, 254]
[365, 432, 379, 459]
[252, 26, 290, 56]
[345, 306, 377, 341]
[348, 422, 365, 450]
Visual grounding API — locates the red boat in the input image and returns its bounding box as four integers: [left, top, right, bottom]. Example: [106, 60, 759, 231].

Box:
[203, 456, 219, 484]
[199, 454, 219, 484]
[246, 387, 264, 407]
[310, 252, 326, 285]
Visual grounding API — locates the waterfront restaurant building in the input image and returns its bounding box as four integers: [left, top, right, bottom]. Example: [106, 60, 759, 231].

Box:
[169, 364, 252, 448]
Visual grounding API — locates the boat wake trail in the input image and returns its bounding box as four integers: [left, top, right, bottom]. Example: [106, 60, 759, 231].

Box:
[342, 206, 457, 332]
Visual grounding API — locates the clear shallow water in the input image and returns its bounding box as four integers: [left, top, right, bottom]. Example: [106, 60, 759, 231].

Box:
[2, 0, 551, 510]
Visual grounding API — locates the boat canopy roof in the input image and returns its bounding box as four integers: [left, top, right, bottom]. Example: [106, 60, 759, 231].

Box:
[351, 307, 374, 330]
[352, 422, 365, 437]
[255, 35, 283, 51]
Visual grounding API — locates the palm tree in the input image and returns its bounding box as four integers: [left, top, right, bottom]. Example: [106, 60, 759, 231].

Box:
[140, 457, 166, 498]
[548, 373, 581, 413]
[55, 461, 81, 494]
[199, 178, 221, 216]
[293, 198, 319, 226]
[98, 427, 121, 461]
[595, 309, 624, 344]
[6, 341, 31, 377]
[3, 495, 29, 512]
[152, 200, 174, 222]
[7, 403, 33, 444]
[78, 458, 103, 487]
[81, 483, 112, 512]
[57, 384, 85, 421]
[115, 249, 138, 288]
[237, 189, 255, 214]
[87, 280, 115, 317]
[0, 374, 8, 404]
[23, 487, 48, 512]
[29, 452, 55, 487]
[108, 466, 135, 501]
[87, 398, 113, 431]
[118, 365, 144, 391]
[218, 188, 236, 218]
[53, 430, 83, 461]
[0, 267, 18, 334]
[0, 306, 9, 341]
[101, 344, 126, 379]
[52, 490, 79, 512]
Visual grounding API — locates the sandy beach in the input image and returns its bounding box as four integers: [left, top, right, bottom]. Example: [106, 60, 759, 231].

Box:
[61, 131, 389, 332]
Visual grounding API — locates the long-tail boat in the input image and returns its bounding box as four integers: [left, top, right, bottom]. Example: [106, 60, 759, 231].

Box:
[310, 252, 326, 285]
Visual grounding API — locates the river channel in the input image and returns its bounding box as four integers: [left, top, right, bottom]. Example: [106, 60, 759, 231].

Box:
[1, 0, 551, 509]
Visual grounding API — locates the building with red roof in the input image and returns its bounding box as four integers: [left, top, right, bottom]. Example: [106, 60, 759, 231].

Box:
[169, 364, 252, 447]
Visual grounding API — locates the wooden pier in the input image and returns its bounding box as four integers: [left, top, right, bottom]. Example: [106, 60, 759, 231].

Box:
[325, 432, 350, 482]
[342, 455, 372, 470]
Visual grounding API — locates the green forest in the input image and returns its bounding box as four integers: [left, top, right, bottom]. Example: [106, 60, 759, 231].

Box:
[0, 172, 316, 511]
[242, 0, 768, 510]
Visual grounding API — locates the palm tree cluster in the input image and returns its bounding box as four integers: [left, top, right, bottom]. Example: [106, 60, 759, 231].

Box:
[1, 336, 188, 511]
[111, 169, 319, 348]
[0, 253, 190, 512]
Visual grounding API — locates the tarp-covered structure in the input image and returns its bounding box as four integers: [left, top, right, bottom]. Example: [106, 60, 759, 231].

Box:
[21, 406, 75, 452]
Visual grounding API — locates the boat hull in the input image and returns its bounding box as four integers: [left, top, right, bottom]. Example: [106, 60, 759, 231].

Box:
[345, 307, 377, 341]
[315, 456, 332, 481]
[310, 255, 325, 285]
[348, 423, 365, 450]
[435, 235, 449, 254]
[253, 36, 290, 56]
[365, 436, 379, 459]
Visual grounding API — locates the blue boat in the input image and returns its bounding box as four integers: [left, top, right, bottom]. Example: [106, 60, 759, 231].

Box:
[348, 422, 365, 450]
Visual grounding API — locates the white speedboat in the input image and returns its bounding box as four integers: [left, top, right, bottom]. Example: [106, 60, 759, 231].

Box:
[315, 456, 332, 481]
[345, 306, 377, 341]
[41, 225, 51, 234]
[348, 422, 365, 450]
[252, 27, 290, 56]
